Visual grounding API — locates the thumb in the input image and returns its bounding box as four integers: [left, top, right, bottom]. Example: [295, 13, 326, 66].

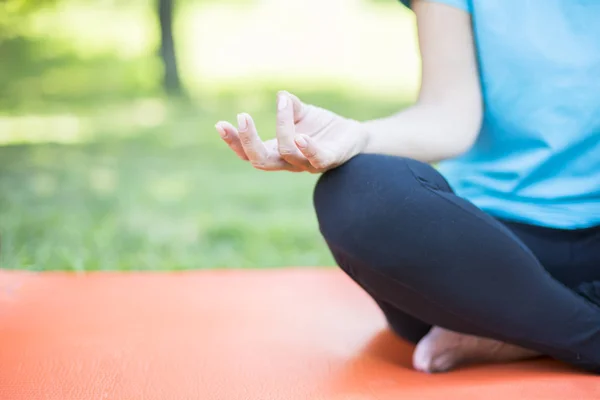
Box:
[279, 91, 308, 123]
[294, 134, 334, 170]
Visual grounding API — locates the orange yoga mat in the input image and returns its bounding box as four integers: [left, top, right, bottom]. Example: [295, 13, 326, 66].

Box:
[1, 268, 598, 399]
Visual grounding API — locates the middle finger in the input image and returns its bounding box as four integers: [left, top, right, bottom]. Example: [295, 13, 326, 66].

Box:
[238, 113, 298, 171]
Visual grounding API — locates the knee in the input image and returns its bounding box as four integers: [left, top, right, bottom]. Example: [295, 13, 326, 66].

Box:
[314, 154, 386, 231]
[313, 153, 422, 252]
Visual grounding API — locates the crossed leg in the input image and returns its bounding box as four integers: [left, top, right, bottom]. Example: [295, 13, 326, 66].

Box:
[314, 154, 600, 373]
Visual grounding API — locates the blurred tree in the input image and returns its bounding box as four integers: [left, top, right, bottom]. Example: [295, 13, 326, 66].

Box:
[0, 0, 50, 33]
[157, 0, 184, 97]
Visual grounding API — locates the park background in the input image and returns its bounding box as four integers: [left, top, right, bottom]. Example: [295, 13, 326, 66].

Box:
[0, 0, 421, 271]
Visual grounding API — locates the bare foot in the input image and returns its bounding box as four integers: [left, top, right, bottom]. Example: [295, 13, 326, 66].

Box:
[412, 326, 541, 373]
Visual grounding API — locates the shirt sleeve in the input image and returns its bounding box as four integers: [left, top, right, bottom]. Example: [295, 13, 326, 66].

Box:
[398, 0, 471, 13]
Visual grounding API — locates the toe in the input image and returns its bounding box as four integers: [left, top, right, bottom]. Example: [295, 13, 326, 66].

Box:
[430, 351, 460, 372]
[412, 327, 466, 373]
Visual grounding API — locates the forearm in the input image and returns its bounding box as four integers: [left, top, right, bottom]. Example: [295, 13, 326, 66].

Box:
[361, 101, 481, 163]
[361, 0, 481, 164]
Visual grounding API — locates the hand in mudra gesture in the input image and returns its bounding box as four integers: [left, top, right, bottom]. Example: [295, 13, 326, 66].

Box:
[215, 91, 368, 173]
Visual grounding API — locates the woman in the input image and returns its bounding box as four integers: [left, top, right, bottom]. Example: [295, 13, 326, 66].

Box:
[214, 0, 600, 373]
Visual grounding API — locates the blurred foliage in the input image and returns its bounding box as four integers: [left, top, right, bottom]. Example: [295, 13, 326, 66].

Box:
[0, 0, 415, 270]
[1, 1, 159, 111]
[1, 0, 55, 18]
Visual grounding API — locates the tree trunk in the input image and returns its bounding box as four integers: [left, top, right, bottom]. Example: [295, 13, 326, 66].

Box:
[157, 0, 183, 96]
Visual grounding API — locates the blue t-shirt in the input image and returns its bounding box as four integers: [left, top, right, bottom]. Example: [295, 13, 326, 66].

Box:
[400, 0, 600, 229]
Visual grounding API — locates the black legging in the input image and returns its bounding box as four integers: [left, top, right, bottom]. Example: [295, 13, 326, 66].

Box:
[313, 153, 600, 373]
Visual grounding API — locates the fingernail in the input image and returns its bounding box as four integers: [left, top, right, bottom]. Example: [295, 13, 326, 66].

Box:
[237, 114, 247, 131]
[215, 123, 227, 138]
[278, 94, 288, 111]
[295, 135, 307, 148]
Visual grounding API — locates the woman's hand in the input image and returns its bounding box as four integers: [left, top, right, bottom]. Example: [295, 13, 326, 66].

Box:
[214, 91, 368, 173]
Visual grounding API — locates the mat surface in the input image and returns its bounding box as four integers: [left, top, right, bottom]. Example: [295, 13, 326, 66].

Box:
[0, 269, 598, 399]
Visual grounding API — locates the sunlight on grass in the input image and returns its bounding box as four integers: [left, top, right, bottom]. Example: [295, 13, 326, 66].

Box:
[0, 114, 89, 144]
[89, 166, 118, 196]
[0, 98, 168, 145]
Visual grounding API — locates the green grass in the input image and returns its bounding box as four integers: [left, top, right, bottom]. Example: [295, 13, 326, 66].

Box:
[0, 0, 416, 271]
[0, 90, 410, 271]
